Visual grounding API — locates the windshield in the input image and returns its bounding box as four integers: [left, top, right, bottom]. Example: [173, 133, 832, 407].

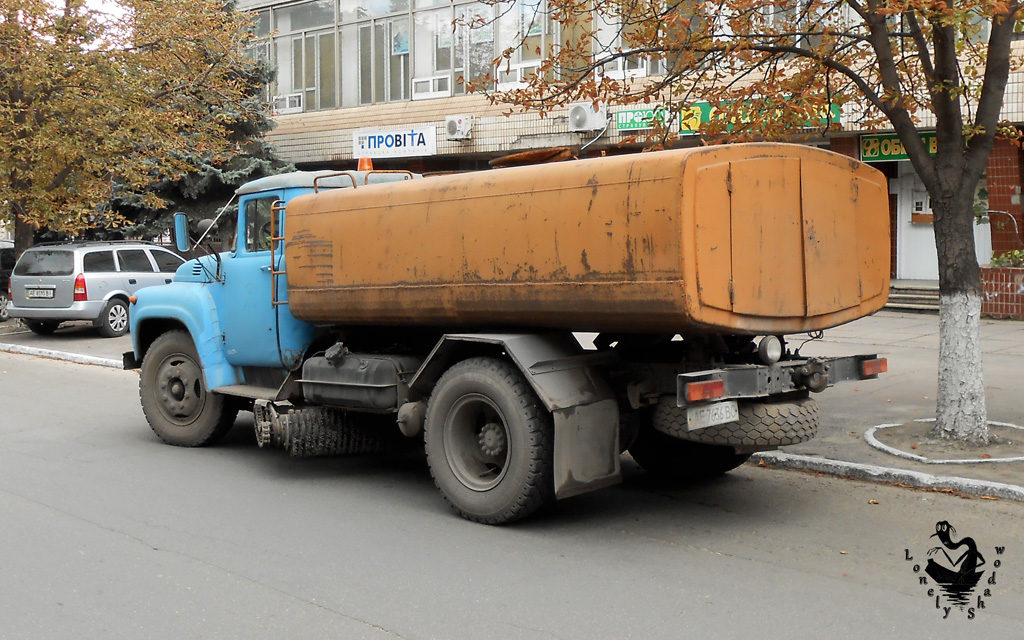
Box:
[13, 249, 74, 276]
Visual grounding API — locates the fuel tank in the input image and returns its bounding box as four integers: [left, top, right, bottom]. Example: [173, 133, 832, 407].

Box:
[284, 143, 889, 335]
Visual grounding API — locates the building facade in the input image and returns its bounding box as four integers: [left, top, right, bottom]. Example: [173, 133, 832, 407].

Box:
[237, 0, 1024, 284]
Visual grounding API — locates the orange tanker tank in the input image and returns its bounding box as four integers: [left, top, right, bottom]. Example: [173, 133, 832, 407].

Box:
[284, 143, 889, 335]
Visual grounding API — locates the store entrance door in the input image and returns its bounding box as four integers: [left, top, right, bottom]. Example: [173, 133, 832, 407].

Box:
[894, 163, 940, 281]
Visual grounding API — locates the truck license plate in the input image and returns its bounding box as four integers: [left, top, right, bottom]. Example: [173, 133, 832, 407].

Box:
[687, 400, 739, 431]
[26, 288, 54, 299]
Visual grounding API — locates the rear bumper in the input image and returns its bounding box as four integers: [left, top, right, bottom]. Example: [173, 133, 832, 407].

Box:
[676, 354, 886, 406]
[7, 300, 105, 322]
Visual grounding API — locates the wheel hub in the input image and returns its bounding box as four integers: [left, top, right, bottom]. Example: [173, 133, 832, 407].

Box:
[443, 394, 511, 492]
[156, 356, 204, 424]
[478, 422, 506, 456]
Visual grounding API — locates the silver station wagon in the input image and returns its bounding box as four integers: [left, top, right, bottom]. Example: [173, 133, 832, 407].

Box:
[7, 241, 184, 337]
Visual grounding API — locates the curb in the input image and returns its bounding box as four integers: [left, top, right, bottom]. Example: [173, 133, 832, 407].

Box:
[753, 451, 1024, 502]
[864, 420, 1024, 464]
[0, 342, 122, 369]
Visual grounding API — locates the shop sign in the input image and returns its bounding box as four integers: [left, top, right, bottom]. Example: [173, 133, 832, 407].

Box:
[617, 102, 841, 134]
[354, 126, 437, 159]
[615, 108, 670, 131]
[860, 132, 937, 162]
[679, 101, 842, 135]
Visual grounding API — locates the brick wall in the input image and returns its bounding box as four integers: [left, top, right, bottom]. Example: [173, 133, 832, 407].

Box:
[829, 136, 859, 159]
[985, 138, 1024, 257]
[982, 267, 1024, 319]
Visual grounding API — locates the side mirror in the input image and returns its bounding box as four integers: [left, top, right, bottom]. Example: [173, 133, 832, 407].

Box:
[173, 212, 189, 253]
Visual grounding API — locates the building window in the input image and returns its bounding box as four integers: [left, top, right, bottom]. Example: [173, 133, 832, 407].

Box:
[412, 6, 454, 99]
[260, 0, 566, 110]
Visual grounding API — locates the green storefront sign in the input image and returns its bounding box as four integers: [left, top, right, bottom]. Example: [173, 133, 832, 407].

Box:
[679, 102, 842, 134]
[616, 102, 842, 134]
[860, 132, 938, 162]
[615, 108, 670, 131]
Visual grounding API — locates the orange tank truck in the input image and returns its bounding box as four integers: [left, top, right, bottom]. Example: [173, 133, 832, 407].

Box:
[284, 143, 889, 335]
[127, 143, 890, 525]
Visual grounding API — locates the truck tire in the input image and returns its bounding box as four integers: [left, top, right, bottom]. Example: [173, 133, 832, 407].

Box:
[97, 298, 129, 338]
[628, 428, 751, 481]
[424, 357, 554, 524]
[140, 330, 237, 447]
[653, 396, 819, 447]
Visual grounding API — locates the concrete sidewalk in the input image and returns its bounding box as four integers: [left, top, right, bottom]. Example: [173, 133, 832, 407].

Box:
[2, 311, 1023, 501]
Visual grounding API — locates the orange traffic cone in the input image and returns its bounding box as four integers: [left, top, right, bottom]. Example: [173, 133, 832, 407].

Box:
[357, 157, 373, 171]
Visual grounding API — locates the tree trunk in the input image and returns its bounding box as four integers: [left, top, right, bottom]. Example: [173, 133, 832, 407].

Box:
[930, 193, 989, 445]
[13, 208, 35, 258]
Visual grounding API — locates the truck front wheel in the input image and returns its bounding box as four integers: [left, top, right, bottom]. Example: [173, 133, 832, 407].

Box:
[424, 357, 554, 524]
[140, 330, 236, 447]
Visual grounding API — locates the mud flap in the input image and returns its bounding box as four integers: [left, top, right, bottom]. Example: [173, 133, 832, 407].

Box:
[553, 398, 622, 499]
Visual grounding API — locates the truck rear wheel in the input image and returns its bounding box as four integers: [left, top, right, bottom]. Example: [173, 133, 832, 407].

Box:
[628, 428, 751, 481]
[424, 357, 554, 524]
[140, 330, 236, 447]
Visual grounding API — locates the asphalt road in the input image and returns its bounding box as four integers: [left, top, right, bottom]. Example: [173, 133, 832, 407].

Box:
[2, 351, 1023, 639]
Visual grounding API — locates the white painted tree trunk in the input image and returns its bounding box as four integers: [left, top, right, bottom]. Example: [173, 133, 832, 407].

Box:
[934, 291, 989, 445]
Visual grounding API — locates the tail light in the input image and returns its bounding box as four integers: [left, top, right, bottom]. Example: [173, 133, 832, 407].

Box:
[73, 273, 88, 301]
[860, 358, 887, 378]
[685, 379, 725, 403]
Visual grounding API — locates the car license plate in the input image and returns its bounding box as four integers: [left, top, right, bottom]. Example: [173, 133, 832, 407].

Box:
[26, 288, 54, 299]
[687, 400, 739, 431]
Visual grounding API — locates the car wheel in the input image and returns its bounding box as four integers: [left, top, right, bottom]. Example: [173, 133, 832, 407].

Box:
[97, 298, 129, 338]
[139, 330, 236, 447]
[0, 291, 8, 322]
[26, 321, 60, 335]
[424, 357, 555, 524]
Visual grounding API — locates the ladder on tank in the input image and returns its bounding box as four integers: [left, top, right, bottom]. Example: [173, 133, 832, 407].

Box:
[269, 200, 288, 307]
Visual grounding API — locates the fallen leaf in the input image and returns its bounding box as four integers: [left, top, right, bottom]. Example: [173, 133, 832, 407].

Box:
[840, 551, 849, 555]
[911, 444, 918, 449]
[869, 499, 879, 504]
[887, 399, 892, 402]
[981, 454, 992, 459]
[980, 496, 1000, 500]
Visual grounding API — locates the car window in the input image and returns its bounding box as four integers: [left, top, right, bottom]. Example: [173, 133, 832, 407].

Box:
[0, 248, 14, 270]
[117, 249, 155, 273]
[244, 197, 277, 253]
[83, 251, 116, 272]
[150, 249, 184, 273]
[13, 250, 73, 276]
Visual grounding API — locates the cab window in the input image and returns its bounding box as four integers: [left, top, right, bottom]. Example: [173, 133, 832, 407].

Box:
[244, 198, 278, 253]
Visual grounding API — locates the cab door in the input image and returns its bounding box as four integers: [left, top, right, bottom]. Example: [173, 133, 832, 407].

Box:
[221, 191, 315, 369]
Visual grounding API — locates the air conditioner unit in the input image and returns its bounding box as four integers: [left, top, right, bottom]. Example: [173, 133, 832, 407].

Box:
[568, 103, 608, 132]
[445, 115, 474, 141]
